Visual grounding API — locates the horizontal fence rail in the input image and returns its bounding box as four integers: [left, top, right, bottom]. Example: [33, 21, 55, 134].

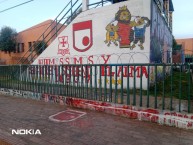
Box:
[0, 63, 192, 113]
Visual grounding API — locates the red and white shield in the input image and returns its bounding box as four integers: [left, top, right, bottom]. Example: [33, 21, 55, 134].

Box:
[73, 20, 93, 52]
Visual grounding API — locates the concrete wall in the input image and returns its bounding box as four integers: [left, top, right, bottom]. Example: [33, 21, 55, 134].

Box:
[33, 0, 151, 65]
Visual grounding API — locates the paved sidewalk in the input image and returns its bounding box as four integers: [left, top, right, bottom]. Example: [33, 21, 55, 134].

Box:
[0, 94, 193, 145]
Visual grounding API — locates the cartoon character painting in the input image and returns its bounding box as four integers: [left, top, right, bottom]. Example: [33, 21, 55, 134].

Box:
[104, 24, 119, 46]
[131, 16, 150, 50]
[115, 5, 134, 48]
[104, 5, 150, 50]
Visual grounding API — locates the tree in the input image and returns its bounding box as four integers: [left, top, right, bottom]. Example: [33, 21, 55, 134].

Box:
[33, 40, 47, 55]
[172, 37, 178, 55]
[0, 26, 17, 53]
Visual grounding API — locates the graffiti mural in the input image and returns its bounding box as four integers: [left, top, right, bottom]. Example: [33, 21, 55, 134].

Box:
[65, 97, 193, 129]
[0, 88, 41, 100]
[131, 16, 150, 49]
[150, 2, 173, 63]
[41, 94, 65, 105]
[104, 5, 150, 50]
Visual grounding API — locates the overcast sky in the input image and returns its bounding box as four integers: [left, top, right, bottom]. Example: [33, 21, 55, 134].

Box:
[0, 0, 192, 39]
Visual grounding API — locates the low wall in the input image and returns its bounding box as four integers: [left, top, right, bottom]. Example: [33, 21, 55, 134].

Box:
[0, 88, 193, 130]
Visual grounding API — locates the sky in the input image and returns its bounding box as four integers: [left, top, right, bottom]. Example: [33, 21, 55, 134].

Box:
[0, 0, 192, 39]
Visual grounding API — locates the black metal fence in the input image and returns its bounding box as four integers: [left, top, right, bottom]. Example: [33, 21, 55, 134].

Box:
[0, 63, 193, 113]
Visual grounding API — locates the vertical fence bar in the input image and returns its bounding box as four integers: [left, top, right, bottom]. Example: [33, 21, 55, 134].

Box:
[81, 65, 84, 98]
[147, 65, 150, 108]
[99, 65, 102, 101]
[121, 65, 123, 104]
[37, 65, 40, 93]
[127, 65, 130, 105]
[52, 65, 54, 95]
[188, 64, 191, 113]
[69, 66, 72, 96]
[170, 64, 173, 111]
[61, 65, 64, 95]
[75, 66, 79, 98]
[179, 64, 182, 112]
[58, 65, 61, 95]
[115, 65, 118, 104]
[90, 65, 93, 100]
[104, 65, 107, 101]
[47, 65, 50, 94]
[65, 65, 68, 96]
[4, 66, 6, 88]
[109, 65, 112, 102]
[140, 65, 142, 107]
[72, 66, 75, 97]
[162, 64, 165, 110]
[85, 65, 88, 99]
[94, 65, 97, 100]
[133, 65, 136, 106]
[7, 66, 10, 89]
[154, 65, 157, 109]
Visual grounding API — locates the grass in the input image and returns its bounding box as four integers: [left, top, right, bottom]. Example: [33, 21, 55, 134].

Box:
[150, 70, 193, 100]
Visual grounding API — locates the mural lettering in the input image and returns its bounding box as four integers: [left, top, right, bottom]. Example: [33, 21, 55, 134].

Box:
[29, 64, 148, 84]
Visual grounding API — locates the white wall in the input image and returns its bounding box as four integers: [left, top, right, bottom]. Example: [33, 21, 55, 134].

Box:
[33, 0, 151, 89]
[33, 0, 151, 65]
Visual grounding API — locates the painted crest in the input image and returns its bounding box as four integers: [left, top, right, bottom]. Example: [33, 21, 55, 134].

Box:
[58, 36, 70, 56]
[73, 20, 93, 52]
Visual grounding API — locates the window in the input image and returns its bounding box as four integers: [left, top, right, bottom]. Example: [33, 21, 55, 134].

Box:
[28, 42, 32, 51]
[17, 43, 24, 53]
[21, 43, 24, 52]
[17, 43, 20, 53]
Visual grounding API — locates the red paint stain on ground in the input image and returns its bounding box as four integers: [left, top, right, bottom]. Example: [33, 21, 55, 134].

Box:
[49, 110, 86, 122]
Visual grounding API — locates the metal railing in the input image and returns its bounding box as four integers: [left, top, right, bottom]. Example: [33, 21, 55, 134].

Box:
[0, 63, 192, 113]
[16, 0, 112, 65]
[16, 0, 82, 65]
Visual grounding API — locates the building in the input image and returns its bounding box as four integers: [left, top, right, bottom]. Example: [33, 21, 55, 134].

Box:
[0, 20, 65, 65]
[172, 44, 185, 63]
[176, 38, 193, 62]
[163, 0, 174, 31]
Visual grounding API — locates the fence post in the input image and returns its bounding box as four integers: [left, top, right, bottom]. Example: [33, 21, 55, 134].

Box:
[82, 0, 89, 11]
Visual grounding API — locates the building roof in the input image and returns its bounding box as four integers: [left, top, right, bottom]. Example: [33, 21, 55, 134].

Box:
[19, 19, 54, 33]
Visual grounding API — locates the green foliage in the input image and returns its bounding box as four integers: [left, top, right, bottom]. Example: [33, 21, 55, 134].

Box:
[0, 26, 17, 53]
[173, 37, 178, 49]
[150, 71, 193, 100]
[33, 40, 47, 55]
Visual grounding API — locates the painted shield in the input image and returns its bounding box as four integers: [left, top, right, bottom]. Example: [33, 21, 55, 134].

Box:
[73, 20, 93, 52]
[58, 36, 70, 56]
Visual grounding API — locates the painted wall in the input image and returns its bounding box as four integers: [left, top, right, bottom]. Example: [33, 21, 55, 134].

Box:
[32, 0, 151, 89]
[150, 1, 173, 63]
[33, 0, 151, 65]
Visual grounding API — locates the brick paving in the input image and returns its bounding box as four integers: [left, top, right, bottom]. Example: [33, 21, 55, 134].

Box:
[0, 94, 193, 145]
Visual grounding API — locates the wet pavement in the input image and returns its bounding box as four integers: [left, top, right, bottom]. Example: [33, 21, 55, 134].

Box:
[0, 94, 193, 145]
